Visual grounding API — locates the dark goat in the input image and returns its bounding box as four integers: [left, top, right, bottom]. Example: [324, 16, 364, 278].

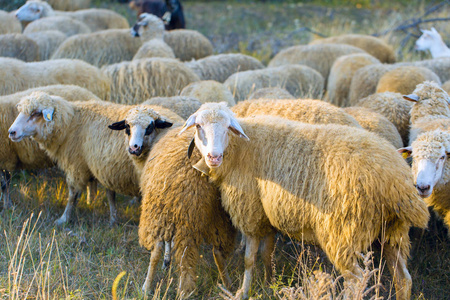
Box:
[129, 0, 185, 30]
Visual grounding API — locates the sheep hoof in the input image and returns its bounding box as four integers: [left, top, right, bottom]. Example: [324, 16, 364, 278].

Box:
[54, 217, 67, 226]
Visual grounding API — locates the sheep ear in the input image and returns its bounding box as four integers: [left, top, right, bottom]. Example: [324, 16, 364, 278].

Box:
[403, 94, 419, 102]
[431, 27, 438, 33]
[42, 108, 54, 122]
[178, 114, 196, 135]
[145, 121, 155, 135]
[398, 147, 412, 159]
[155, 119, 173, 129]
[108, 120, 126, 131]
[229, 117, 249, 141]
[187, 137, 195, 159]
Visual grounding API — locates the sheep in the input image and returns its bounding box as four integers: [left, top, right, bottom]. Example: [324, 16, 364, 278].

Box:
[46, 0, 91, 11]
[179, 102, 429, 300]
[0, 34, 40, 62]
[180, 80, 236, 106]
[310, 34, 396, 63]
[376, 66, 441, 94]
[343, 107, 404, 149]
[414, 57, 450, 83]
[0, 57, 111, 100]
[398, 130, 450, 236]
[232, 98, 362, 129]
[356, 92, 413, 146]
[8, 92, 167, 225]
[0, 84, 100, 209]
[108, 104, 183, 176]
[403, 81, 450, 144]
[23, 16, 91, 37]
[0, 10, 22, 34]
[143, 96, 202, 120]
[247, 87, 295, 100]
[348, 63, 394, 105]
[268, 43, 365, 86]
[16, 1, 129, 32]
[132, 12, 212, 61]
[415, 27, 450, 58]
[25, 30, 67, 61]
[184, 53, 265, 83]
[223, 65, 324, 102]
[51, 29, 143, 67]
[138, 127, 237, 297]
[129, 0, 185, 30]
[133, 39, 176, 60]
[326, 53, 380, 107]
[443, 80, 450, 94]
[101, 58, 199, 104]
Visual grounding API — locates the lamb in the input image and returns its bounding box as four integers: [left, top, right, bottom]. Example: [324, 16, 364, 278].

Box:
[231, 98, 361, 129]
[138, 127, 236, 297]
[51, 29, 143, 67]
[101, 58, 199, 104]
[310, 33, 396, 63]
[23, 16, 91, 37]
[0, 34, 40, 62]
[376, 66, 441, 94]
[129, 0, 185, 30]
[415, 27, 450, 58]
[326, 53, 380, 107]
[180, 80, 236, 106]
[16, 1, 129, 32]
[184, 53, 265, 83]
[0, 57, 111, 100]
[356, 92, 413, 146]
[132, 12, 212, 61]
[398, 130, 450, 236]
[343, 107, 404, 149]
[268, 43, 365, 86]
[247, 87, 295, 100]
[143, 96, 202, 119]
[8, 93, 162, 225]
[0, 10, 22, 34]
[46, 0, 91, 11]
[223, 65, 324, 102]
[25, 30, 67, 61]
[403, 81, 450, 144]
[0, 85, 100, 209]
[179, 102, 429, 300]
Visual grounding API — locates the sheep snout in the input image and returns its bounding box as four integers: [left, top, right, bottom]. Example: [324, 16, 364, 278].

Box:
[206, 153, 223, 167]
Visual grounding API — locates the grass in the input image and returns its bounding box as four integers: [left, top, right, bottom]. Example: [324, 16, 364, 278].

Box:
[2, 0, 450, 299]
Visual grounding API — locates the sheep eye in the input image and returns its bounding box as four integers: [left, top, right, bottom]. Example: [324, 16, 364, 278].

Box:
[196, 124, 201, 129]
[441, 155, 446, 160]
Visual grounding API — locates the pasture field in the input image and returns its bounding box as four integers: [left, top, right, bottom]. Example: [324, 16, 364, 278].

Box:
[1, 1, 450, 299]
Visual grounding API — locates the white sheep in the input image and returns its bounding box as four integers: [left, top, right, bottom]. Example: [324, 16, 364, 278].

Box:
[131, 12, 213, 61]
[415, 27, 450, 58]
[16, 0, 129, 32]
[25, 30, 67, 61]
[8, 92, 145, 225]
[403, 81, 450, 144]
[398, 130, 450, 236]
[179, 102, 429, 300]
[0, 85, 100, 209]
[23, 16, 91, 37]
[0, 10, 22, 34]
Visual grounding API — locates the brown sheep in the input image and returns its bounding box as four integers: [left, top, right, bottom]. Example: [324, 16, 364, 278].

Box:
[376, 66, 441, 94]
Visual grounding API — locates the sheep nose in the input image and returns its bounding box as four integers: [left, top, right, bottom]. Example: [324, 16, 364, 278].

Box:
[8, 130, 16, 138]
[417, 184, 431, 193]
[207, 153, 223, 166]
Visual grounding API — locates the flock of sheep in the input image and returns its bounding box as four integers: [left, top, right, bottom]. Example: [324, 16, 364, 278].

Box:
[2, 0, 450, 299]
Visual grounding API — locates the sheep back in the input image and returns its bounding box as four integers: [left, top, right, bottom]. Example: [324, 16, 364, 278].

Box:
[143, 96, 201, 120]
[0, 10, 22, 34]
[25, 30, 67, 61]
[163, 29, 213, 61]
[0, 34, 40, 62]
[248, 87, 295, 100]
[180, 80, 236, 106]
[376, 66, 441, 94]
[133, 39, 175, 60]
[23, 16, 91, 37]
[46, 0, 91, 11]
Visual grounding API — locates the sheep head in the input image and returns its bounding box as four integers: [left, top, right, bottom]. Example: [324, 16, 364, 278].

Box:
[130, 13, 165, 40]
[398, 130, 450, 198]
[108, 106, 172, 156]
[415, 27, 443, 51]
[179, 102, 249, 169]
[15, 1, 51, 21]
[9, 91, 63, 143]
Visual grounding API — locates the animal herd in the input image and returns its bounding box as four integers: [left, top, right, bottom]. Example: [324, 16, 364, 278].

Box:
[1, 0, 450, 299]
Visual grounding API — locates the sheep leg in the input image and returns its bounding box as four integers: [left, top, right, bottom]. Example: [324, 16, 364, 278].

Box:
[142, 241, 163, 294]
[86, 179, 97, 205]
[383, 243, 412, 300]
[162, 241, 171, 270]
[260, 233, 275, 284]
[240, 236, 260, 300]
[106, 189, 117, 226]
[213, 247, 231, 289]
[1, 170, 12, 209]
[55, 186, 80, 226]
[236, 233, 246, 254]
